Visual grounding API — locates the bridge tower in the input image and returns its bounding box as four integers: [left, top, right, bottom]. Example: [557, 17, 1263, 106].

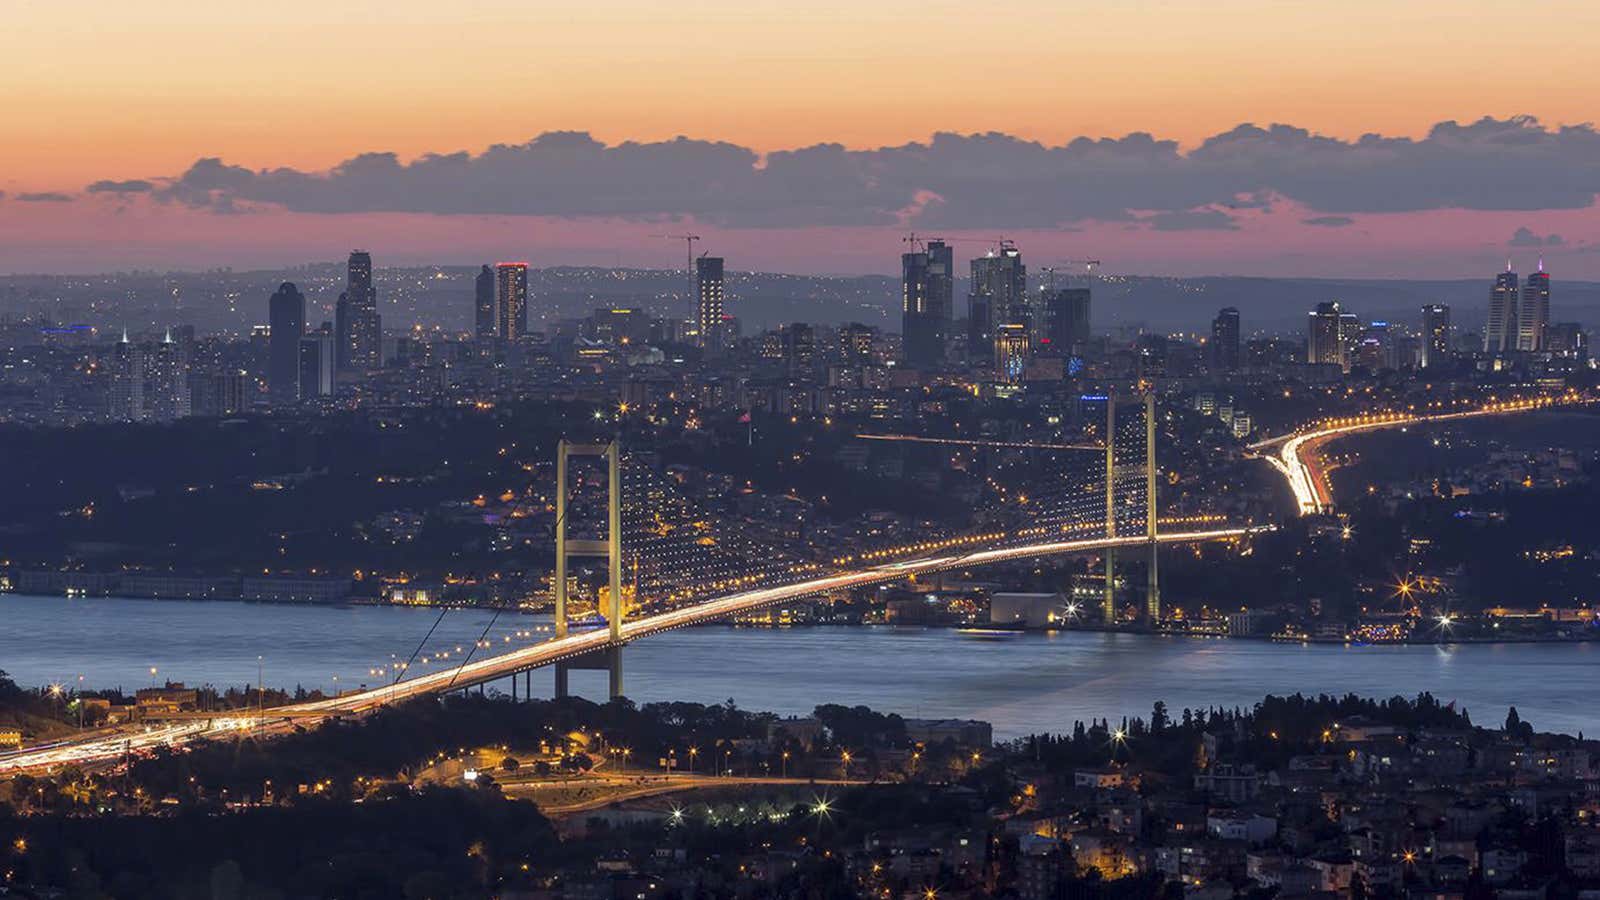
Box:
[1145, 391, 1160, 622]
[1103, 395, 1117, 623]
[553, 439, 624, 700]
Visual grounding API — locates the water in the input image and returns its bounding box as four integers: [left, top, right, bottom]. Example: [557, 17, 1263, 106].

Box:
[4, 593, 1598, 739]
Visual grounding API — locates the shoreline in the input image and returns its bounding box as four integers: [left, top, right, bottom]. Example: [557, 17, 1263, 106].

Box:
[5, 591, 1594, 649]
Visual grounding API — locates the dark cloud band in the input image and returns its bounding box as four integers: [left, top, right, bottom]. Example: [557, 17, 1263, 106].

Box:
[107, 117, 1600, 229]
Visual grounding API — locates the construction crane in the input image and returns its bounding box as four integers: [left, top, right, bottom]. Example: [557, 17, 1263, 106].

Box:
[649, 233, 702, 318]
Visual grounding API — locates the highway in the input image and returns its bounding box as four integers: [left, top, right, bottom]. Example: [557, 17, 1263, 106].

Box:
[0, 525, 1258, 774]
[1252, 395, 1589, 515]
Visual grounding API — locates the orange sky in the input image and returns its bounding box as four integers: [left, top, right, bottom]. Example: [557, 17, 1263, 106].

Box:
[6, 0, 1600, 190]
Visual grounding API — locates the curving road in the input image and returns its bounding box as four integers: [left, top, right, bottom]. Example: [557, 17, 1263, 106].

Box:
[0, 526, 1260, 774]
[1252, 395, 1590, 516]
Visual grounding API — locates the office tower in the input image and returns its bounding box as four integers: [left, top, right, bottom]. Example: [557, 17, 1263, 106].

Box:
[494, 262, 529, 341]
[1339, 311, 1361, 365]
[1354, 321, 1392, 371]
[1420, 304, 1451, 369]
[267, 282, 306, 404]
[1040, 288, 1092, 356]
[901, 239, 953, 366]
[334, 293, 351, 368]
[341, 250, 381, 369]
[968, 241, 1026, 363]
[1307, 301, 1346, 370]
[1517, 261, 1550, 352]
[1210, 307, 1241, 373]
[696, 256, 725, 352]
[1484, 264, 1519, 354]
[993, 324, 1030, 383]
[474, 265, 496, 339]
[299, 331, 335, 398]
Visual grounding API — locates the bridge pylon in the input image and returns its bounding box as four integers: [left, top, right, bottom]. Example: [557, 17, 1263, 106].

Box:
[1103, 394, 1117, 623]
[1101, 392, 1161, 625]
[553, 438, 625, 700]
[1145, 391, 1160, 623]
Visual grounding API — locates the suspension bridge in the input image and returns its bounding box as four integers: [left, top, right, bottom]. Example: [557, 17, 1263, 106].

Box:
[5, 391, 1258, 772]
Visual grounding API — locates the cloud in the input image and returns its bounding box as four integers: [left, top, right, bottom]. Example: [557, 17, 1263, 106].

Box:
[1303, 215, 1356, 227]
[1508, 226, 1564, 247]
[16, 191, 73, 203]
[1142, 209, 1240, 231]
[95, 116, 1600, 229]
[87, 179, 154, 194]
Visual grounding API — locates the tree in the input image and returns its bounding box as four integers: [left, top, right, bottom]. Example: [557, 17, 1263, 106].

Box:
[1150, 701, 1170, 733]
[499, 756, 520, 773]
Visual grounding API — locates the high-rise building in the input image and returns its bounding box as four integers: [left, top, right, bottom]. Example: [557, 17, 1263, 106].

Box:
[783, 322, 815, 379]
[1484, 264, 1519, 354]
[1420, 304, 1451, 369]
[1546, 322, 1587, 358]
[267, 282, 306, 404]
[839, 323, 877, 362]
[146, 330, 191, 421]
[342, 250, 381, 369]
[901, 239, 953, 366]
[993, 324, 1030, 383]
[299, 331, 335, 398]
[474, 265, 496, 338]
[1040, 288, 1092, 356]
[1307, 301, 1346, 370]
[1517, 261, 1550, 352]
[968, 242, 1026, 364]
[495, 262, 529, 341]
[108, 331, 146, 422]
[1210, 307, 1241, 373]
[696, 256, 726, 352]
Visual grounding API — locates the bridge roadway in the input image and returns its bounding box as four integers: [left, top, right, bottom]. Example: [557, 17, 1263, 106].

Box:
[1251, 396, 1587, 516]
[0, 526, 1258, 774]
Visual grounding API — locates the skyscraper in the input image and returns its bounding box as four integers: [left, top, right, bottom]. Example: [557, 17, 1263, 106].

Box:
[1517, 261, 1550, 352]
[969, 242, 1026, 364]
[1484, 264, 1519, 354]
[993, 324, 1030, 383]
[696, 256, 725, 352]
[145, 331, 190, 421]
[1040, 288, 1092, 356]
[299, 331, 335, 398]
[1307, 301, 1346, 370]
[268, 282, 306, 404]
[495, 262, 529, 341]
[109, 331, 147, 422]
[1420, 304, 1451, 369]
[341, 251, 381, 369]
[1210, 307, 1241, 373]
[474, 265, 496, 339]
[901, 239, 953, 367]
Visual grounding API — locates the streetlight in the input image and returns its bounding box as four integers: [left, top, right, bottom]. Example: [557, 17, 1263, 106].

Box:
[688, 746, 697, 775]
[782, 750, 790, 779]
[840, 749, 852, 779]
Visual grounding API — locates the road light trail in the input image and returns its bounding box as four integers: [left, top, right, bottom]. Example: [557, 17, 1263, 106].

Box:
[854, 433, 1102, 451]
[1251, 395, 1591, 516]
[0, 526, 1261, 773]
